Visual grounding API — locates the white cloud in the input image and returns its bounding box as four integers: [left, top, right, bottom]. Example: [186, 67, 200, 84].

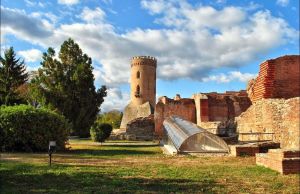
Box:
[1, 7, 53, 42]
[141, 0, 168, 15]
[2, 4, 298, 86]
[202, 71, 257, 83]
[1, 3, 298, 91]
[25, 0, 35, 7]
[276, 0, 289, 7]
[245, 1, 262, 11]
[25, 0, 45, 7]
[18, 49, 43, 62]
[81, 7, 106, 23]
[58, 0, 79, 5]
[100, 88, 130, 112]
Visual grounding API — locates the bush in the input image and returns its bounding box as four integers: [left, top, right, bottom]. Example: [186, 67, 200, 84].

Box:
[0, 105, 69, 152]
[90, 123, 112, 143]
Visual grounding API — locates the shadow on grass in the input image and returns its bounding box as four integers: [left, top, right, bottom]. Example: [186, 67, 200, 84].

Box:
[64, 149, 159, 156]
[1, 162, 222, 193]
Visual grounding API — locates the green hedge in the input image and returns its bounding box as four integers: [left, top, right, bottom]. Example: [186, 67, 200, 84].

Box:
[90, 123, 112, 143]
[0, 105, 69, 152]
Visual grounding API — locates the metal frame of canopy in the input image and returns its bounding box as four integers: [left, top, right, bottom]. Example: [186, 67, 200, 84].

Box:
[162, 116, 229, 154]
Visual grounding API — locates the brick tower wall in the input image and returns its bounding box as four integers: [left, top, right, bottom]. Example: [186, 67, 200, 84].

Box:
[130, 56, 157, 108]
[120, 56, 157, 129]
[248, 55, 300, 102]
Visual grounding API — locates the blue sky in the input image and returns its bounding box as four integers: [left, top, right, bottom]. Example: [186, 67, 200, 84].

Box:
[1, 0, 299, 112]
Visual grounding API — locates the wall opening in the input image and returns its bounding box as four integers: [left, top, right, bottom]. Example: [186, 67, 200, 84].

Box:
[135, 85, 140, 97]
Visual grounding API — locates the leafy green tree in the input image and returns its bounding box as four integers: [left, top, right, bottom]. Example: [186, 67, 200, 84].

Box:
[90, 123, 113, 143]
[96, 110, 123, 129]
[0, 47, 28, 105]
[33, 38, 107, 137]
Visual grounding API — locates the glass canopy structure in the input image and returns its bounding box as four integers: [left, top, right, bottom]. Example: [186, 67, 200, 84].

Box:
[162, 116, 229, 154]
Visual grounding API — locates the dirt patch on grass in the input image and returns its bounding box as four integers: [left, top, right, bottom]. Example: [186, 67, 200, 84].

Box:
[1, 152, 255, 168]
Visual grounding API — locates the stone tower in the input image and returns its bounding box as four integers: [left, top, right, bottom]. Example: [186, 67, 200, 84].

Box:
[130, 56, 157, 107]
[120, 56, 157, 129]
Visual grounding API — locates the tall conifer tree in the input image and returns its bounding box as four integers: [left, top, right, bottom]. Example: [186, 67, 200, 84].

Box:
[0, 47, 28, 105]
[33, 39, 107, 137]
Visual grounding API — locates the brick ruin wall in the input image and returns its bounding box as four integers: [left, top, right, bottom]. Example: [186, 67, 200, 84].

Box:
[236, 97, 300, 149]
[155, 92, 251, 137]
[126, 115, 155, 140]
[205, 92, 251, 122]
[247, 55, 300, 102]
[154, 97, 196, 136]
[191, 91, 251, 135]
[152, 55, 299, 142]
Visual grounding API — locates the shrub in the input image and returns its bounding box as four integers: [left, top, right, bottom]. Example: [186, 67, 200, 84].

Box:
[90, 123, 112, 143]
[0, 105, 69, 152]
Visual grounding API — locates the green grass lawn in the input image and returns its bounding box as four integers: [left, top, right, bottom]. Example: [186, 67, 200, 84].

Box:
[1, 139, 299, 194]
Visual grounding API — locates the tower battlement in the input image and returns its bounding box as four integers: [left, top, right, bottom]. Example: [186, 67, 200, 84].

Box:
[131, 56, 157, 67]
[132, 56, 157, 61]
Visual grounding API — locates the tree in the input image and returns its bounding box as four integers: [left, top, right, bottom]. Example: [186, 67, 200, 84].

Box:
[96, 110, 123, 129]
[33, 38, 107, 137]
[90, 123, 113, 143]
[0, 47, 28, 105]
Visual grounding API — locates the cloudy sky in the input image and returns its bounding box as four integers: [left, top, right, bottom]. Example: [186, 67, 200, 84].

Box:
[1, 0, 299, 112]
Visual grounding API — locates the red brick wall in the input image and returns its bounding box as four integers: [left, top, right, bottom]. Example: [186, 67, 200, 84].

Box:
[248, 55, 300, 102]
[237, 97, 300, 149]
[206, 94, 251, 122]
[192, 92, 251, 125]
[256, 149, 300, 175]
[200, 99, 209, 122]
[154, 97, 196, 136]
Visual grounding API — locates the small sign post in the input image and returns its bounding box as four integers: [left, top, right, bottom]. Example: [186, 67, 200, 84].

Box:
[48, 141, 56, 166]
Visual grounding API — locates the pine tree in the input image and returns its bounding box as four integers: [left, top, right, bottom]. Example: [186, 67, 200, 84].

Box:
[33, 39, 107, 137]
[0, 47, 28, 105]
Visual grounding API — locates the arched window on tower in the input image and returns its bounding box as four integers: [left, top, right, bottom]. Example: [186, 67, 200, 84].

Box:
[137, 71, 140, 79]
[135, 85, 140, 97]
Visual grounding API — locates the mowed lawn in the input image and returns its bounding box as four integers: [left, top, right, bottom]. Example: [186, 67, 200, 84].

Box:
[1, 139, 299, 194]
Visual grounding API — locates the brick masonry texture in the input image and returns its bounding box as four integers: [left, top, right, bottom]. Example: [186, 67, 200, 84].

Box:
[193, 91, 251, 123]
[247, 55, 300, 102]
[154, 91, 252, 137]
[256, 149, 300, 174]
[125, 115, 155, 141]
[154, 96, 196, 136]
[236, 97, 300, 149]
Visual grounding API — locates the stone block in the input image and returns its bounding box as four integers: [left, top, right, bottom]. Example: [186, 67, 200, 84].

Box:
[256, 149, 300, 175]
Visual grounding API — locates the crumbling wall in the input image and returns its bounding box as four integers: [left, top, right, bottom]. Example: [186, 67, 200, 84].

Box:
[193, 91, 251, 125]
[126, 115, 155, 140]
[120, 102, 153, 129]
[247, 55, 300, 102]
[281, 98, 300, 149]
[198, 121, 236, 136]
[206, 92, 251, 121]
[236, 97, 300, 149]
[155, 96, 196, 136]
[155, 92, 251, 137]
